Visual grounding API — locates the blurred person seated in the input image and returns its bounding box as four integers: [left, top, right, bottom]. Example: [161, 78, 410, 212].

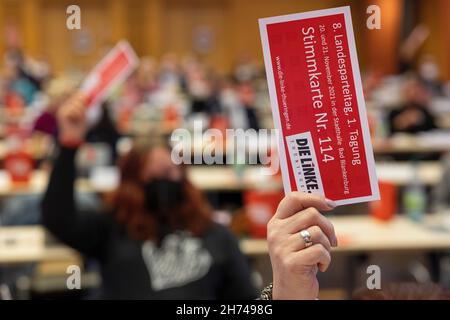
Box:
[32, 76, 77, 140]
[185, 60, 217, 115]
[86, 101, 121, 163]
[432, 153, 450, 212]
[233, 54, 260, 83]
[417, 55, 443, 96]
[128, 56, 159, 103]
[158, 53, 182, 88]
[41, 92, 257, 299]
[237, 81, 260, 130]
[221, 79, 260, 130]
[388, 78, 437, 135]
[2, 49, 42, 107]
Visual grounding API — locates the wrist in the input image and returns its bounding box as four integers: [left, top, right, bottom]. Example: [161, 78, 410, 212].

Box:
[272, 277, 316, 300]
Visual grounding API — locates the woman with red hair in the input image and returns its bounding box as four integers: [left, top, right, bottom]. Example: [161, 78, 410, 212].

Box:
[41, 92, 257, 299]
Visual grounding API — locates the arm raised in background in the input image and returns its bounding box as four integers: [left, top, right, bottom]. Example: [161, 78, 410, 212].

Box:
[41, 92, 109, 258]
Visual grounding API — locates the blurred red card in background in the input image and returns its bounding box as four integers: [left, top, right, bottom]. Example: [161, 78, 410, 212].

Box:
[81, 40, 139, 108]
[4, 150, 34, 184]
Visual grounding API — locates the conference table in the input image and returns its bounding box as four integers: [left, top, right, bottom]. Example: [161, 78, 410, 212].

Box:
[241, 214, 450, 298]
[372, 135, 450, 155]
[241, 215, 450, 254]
[1, 132, 450, 163]
[2, 215, 450, 264]
[0, 161, 444, 197]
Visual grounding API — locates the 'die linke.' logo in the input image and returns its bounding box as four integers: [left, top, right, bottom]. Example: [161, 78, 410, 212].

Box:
[295, 138, 319, 193]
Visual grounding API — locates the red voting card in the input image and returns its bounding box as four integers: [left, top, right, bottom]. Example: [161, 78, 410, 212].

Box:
[81, 40, 139, 108]
[259, 7, 379, 205]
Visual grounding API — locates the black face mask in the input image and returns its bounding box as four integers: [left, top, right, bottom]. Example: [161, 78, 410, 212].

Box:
[143, 178, 184, 216]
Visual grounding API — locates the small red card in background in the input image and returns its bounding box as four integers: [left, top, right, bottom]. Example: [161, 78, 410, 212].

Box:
[81, 40, 139, 108]
[370, 181, 397, 221]
[4, 151, 34, 183]
[259, 7, 379, 206]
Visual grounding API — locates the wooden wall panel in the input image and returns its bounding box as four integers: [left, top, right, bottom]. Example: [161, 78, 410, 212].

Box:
[0, 0, 446, 78]
[228, 0, 339, 68]
[162, 0, 229, 73]
[418, 0, 450, 80]
[40, 0, 110, 73]
[360, 0, 403, 75]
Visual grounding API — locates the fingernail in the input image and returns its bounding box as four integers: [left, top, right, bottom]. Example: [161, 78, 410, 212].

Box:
[325, 198, 336, 208]
[332, 236, 338, 247]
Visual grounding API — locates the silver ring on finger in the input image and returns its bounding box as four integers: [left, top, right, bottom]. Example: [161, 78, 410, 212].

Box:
[299, 229, 313, 248]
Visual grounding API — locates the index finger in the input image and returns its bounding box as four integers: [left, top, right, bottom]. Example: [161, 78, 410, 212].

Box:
[71, 91, 87, 104]
[274, 192, 336, 219]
